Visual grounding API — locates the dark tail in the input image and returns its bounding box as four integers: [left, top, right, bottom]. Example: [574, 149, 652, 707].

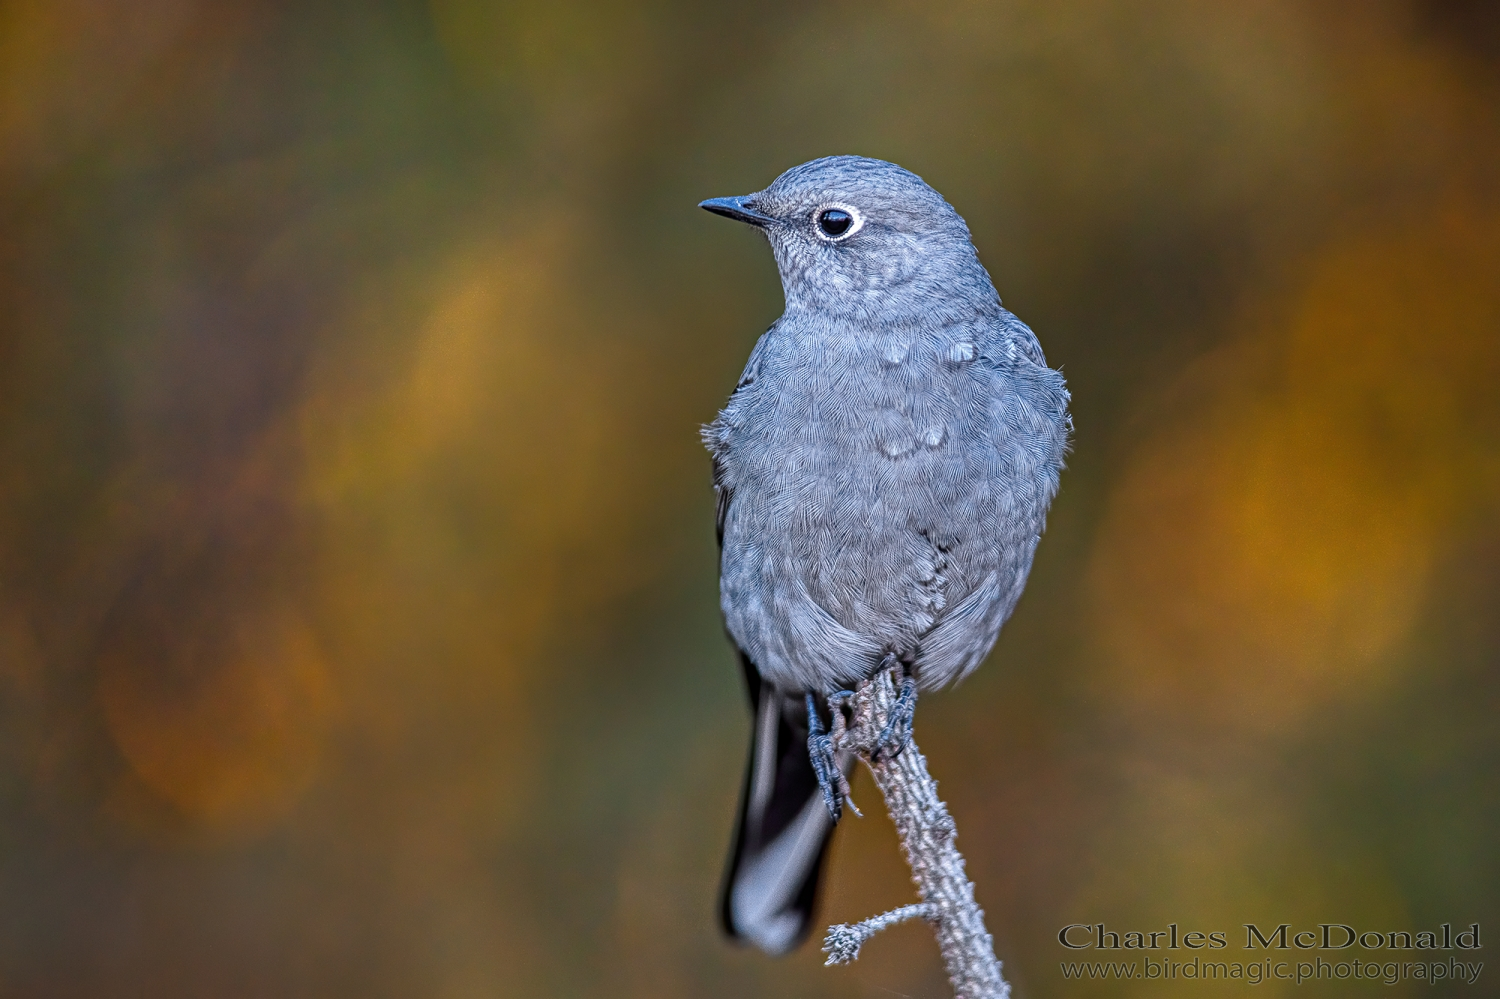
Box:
[719, 655, 844, 954]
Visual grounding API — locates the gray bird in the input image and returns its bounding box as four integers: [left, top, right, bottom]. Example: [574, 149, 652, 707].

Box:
[700, 156, 1070, 955]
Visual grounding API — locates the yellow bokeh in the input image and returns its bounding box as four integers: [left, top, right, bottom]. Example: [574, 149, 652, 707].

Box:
[99, 598, 334, 828]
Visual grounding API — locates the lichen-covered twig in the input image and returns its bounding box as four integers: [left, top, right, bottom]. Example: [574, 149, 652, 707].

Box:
[824, 667, 1010, 999]
[823, 903, 937, 965]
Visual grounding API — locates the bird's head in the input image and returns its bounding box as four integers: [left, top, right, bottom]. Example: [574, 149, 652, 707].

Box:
[700, 156, 998, 322]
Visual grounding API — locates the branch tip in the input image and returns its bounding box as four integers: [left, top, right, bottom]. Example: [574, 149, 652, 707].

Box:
[822, 903, 937, 966]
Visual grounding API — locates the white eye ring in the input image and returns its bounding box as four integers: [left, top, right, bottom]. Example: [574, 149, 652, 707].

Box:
[814, 203, 863, 242]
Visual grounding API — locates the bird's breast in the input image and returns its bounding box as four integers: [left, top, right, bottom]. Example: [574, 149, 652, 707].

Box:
[721, 334, 996, 565]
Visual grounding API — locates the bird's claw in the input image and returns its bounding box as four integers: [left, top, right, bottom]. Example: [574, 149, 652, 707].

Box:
[874, 672, 917, 760]
[806, 693, 843, 823]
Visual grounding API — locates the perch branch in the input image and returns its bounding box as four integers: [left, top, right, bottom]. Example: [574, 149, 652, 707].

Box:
[823, 667, 1010, 999]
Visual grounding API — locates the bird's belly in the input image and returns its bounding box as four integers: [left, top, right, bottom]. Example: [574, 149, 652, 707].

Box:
[719, 430, 1015, 690]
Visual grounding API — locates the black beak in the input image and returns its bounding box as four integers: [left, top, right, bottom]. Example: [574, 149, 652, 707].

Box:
[699, 195, 776, 228]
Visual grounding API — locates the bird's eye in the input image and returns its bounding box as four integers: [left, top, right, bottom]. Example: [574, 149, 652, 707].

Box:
[817, 208, 854, 239]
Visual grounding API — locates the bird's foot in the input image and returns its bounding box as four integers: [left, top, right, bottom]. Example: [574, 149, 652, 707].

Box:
[825, 691, 861, 817]
[806, 693, 843, 823]
[874, 669, 917, 761]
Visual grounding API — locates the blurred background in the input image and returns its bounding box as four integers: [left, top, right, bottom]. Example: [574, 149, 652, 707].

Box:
[1, 1, 1497, 996]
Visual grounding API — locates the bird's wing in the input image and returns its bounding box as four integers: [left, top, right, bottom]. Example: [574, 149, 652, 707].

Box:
[707, 329, 768, 549]
[995, 308, 1048, 366]
[977, 310, 1072, 469]
[713, 453, 732, 549]
[712, 322, 845, 953]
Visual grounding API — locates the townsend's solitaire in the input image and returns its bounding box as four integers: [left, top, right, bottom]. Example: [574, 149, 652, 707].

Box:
[700, 156, 1070, 954]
